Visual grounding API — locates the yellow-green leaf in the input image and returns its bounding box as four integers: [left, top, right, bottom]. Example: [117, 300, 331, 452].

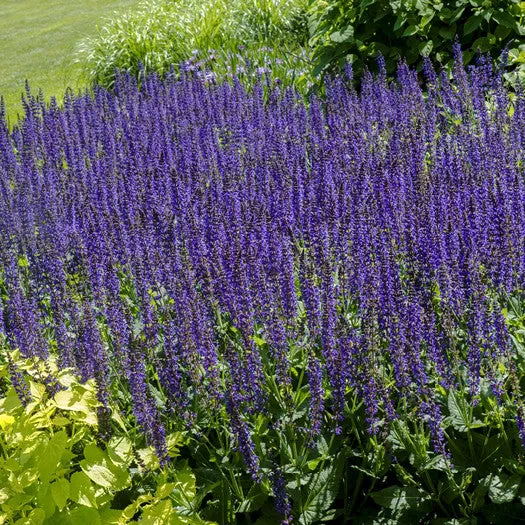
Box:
[37, 431, 68, 484]
[107, 436, 134, 467]
[70, 471, 97, 508]
[141, 499, 173, 524]
[68, 505, 101, 525]
[53, 390, 89, 413]
[137, 446, 160, 471]
[81, 444, 130, 490]
[156, 482, 177, 500]
[0, 414, 15, 430]
[51, 478, 70, 510]
[120, 494, 154, 521]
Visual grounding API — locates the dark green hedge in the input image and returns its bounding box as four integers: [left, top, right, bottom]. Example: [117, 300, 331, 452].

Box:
[308, 0, 525, 81]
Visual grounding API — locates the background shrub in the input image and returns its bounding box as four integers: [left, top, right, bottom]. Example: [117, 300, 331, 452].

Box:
[79, 0, 310, 89]
[308, 0, 525, 82]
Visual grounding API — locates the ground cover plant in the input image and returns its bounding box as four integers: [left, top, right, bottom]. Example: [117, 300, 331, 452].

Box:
[0, 350, 206, 524]
[0, 0, 137, 124]
[0, 49, 525, 523]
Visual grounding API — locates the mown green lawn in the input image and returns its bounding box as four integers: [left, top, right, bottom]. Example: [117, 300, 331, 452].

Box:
[0, 0, 137, 124]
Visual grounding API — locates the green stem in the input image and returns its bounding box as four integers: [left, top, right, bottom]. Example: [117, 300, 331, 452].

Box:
[359, 477, 377, 513]
[293, 362, 307, 405]
[347, 470, 363, 518]
[425, 471, 450, 518]
[347, 394, 364, 449]
[466, 428, 475, 460]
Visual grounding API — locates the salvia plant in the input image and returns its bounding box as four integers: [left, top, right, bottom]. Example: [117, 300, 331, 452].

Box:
[1, 47, 525, 522]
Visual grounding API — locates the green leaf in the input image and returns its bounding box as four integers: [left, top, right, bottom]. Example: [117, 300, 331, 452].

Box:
[464, 14, 484, 35]
[53, 387, 98, 425]
[98, 508, 122, 524]
[80, 444, 129, 490]
[18, 254, 29, 268]
[120, 494, 154, 522]
[253, 335, 266, 347]
[50, 478, 70, 511]
[419, 454, 448, 472]
[237, 482, 268, 513]
[38, 431, 68, 484]
[316, 435, 330, 456]
[402, 24, 419, 36]
[68, 505, 101, 525]
[439, 25, 457, 40]
[471, 36, 491, 52]
[140, 500, 174, 525]
[29, 381, 47, 401]
[330, 25, 354, 43]
[359, 0, 376, 11]
[307, 458, 322, 471]
[393, 16, 405, 31]
[166, 431, 187, 458]
[503, 458, 525, 477]
[471, 476, 491, 513]
[420, 13, 435, 28]
[37, 483, 56, 518]
[447, 391, 482, 432]
[371, 486, 431, 516]
[70, 471, 97, 508]
[450, 6, 466, 23]
[80, 461, 118, 489]
[298, 453, 345, 525]
[493, 10, 517, 30]
[141, 499, 173, 523]
[488, 472, 521, 504]
[137, 446, 160, 471]
[172, 463, 197, 504]
[26, 508, 46, 524]
[0, 488, 9, 505]
[0, 413, 15, 430]
[156, 482, 178, 500]
[418, 40, 433, 56]
[132, 318, 144, 337]
[53, 390, 88, 413]
[107, 436, 134, 468]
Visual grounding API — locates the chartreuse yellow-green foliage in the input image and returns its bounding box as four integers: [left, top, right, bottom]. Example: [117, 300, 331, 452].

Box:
[0, 351, 212, 524]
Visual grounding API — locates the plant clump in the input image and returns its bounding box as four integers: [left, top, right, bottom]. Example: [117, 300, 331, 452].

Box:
[1, 51, 525, 522]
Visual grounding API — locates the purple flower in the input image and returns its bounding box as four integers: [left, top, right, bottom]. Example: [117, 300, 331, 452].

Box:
[270, 467, 293, 523]
[1, 53, 524, 469]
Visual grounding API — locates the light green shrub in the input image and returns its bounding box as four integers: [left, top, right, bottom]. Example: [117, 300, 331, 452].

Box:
[0, 350, 211, 524]
[79, 0, 309, 89]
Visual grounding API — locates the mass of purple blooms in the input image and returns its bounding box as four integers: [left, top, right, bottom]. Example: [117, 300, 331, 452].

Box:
[0, 50, 524, 478]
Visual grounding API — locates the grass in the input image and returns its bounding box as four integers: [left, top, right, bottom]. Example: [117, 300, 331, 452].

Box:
[0, 0, 138, 125]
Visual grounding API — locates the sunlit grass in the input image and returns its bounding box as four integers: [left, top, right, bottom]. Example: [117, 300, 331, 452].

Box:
[0, 0, 137, 124]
